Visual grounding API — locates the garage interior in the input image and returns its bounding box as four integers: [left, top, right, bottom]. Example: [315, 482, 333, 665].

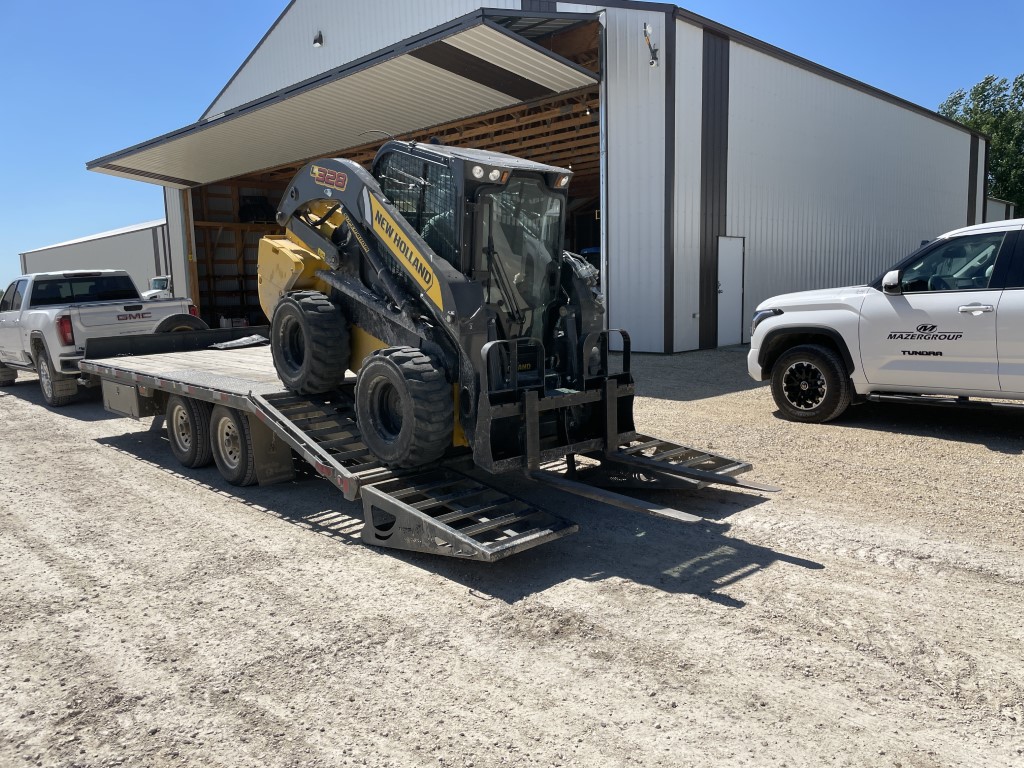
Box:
[182, 14, 601, 327]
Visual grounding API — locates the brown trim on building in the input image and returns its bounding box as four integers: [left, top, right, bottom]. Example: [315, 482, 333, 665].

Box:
[698, 30, 729, 350]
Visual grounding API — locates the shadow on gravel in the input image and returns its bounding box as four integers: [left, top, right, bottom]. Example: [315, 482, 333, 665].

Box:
[629, 346, 764, 402]
[96, 427, 821, 609]
[0, 376, 114, 421]
[802, 400, 1024, 455]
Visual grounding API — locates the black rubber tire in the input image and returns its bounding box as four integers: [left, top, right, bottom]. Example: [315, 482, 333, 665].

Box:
[355, 347, 453, 469]
[36, 353, 77, 407]
[209, 405, 258, 486]
[270, 291, 349, 394]
[0, 362, 16, 387]
[166, 395, 213, 468]
[770, 344, 852, 423]
[154, 314, 210, 333]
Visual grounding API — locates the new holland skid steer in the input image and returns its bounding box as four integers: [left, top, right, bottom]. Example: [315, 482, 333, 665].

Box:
[255, 140, 774, 556]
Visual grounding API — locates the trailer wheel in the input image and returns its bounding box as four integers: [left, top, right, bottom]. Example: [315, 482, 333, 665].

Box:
[770, 344, 852, 423]
[0, 362, 16, 387]
[154, 314, 209, 333]
[36, 353, 77, 407]
[166, 395, 213, 468]
[355, 347, 453, 468]
[209, 405, 258, 486]
[271, 291, 349, 394]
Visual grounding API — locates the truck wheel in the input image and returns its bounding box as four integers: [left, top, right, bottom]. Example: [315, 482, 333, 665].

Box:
[0, 362, 16, 387]
[166, 395, 213, 468]
[271, 291, 349, 394]
[36, 354, 77, 407]
[355, 347, 453, 468]
[209, 405, 258, 486]
[154, 314, 209, 333]
[770, 344, 852, 423]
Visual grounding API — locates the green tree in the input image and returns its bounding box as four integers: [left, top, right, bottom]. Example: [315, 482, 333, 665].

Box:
[939, 74, 1024, 214]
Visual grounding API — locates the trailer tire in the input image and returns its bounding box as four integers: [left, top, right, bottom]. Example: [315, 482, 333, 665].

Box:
[355, 346, 453, 469]
[271, 291, 349, 394]
[210, 405, 258, 486]
[154, 314, 209, 333]
[0, 362, 16, 386]
[166, 395, 214, 468]
[770, 344, 852, 423]
[36, 352, 77, 407]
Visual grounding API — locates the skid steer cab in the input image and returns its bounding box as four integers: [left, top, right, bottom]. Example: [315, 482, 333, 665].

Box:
[257, 140, 631, 474]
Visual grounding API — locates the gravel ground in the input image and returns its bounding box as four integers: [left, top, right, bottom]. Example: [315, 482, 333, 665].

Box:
[1, 345, 1022, 768]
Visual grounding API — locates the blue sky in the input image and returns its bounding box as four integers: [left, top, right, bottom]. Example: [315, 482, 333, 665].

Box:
[1, 0, 1021, 288]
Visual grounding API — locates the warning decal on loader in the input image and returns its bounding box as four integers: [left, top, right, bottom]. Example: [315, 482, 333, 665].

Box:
[369, 196, 444, 310]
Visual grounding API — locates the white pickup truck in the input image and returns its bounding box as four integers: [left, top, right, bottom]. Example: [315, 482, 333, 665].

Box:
[748, 218, 1024, 422]
[0, 270, 207, 406]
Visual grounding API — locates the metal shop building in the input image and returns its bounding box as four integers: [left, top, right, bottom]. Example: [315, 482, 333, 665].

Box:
[87, 0, 989, 354]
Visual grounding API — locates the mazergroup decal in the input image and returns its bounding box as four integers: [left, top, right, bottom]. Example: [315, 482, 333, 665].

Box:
[368, 196, 444, 310]
[887, 323, 963, 341]
[310, 165, 348, 192]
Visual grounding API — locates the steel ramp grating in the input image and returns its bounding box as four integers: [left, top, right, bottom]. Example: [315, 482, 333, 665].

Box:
[359, 468, 578, 562]
[258, 391, 387, 477]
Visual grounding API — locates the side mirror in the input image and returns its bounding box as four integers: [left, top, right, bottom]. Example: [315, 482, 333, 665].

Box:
[881, 269, 902, 295]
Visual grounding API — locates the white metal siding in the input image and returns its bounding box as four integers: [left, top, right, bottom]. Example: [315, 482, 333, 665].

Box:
[205, 0, 522, 118]
[602, 7, 668, 353]
[727, 44, 974, 341]
[20, 226, 168, 296]
[671, 19, 703, 352]
[164, 188, 191, 299]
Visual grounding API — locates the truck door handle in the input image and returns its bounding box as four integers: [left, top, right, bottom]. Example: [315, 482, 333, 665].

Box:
[958, 304, 994, 315]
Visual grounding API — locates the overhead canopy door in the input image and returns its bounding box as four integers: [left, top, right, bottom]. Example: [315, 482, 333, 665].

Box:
[88, 13, 599, 188]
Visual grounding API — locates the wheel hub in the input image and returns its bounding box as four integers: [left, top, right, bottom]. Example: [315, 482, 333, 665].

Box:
[217, 420, 241, 469]
[783, 361, 826, 410]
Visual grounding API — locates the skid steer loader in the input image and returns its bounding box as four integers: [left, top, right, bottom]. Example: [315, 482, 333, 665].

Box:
[258, 141, 772, 524]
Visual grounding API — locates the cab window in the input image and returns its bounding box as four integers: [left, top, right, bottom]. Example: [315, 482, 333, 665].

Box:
[375, 152, 459, 268]
[900, 232, 1007, 292]
[0, 280, 27, 312]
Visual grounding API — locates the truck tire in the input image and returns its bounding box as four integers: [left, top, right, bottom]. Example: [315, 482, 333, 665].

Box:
[770, 344, 852, 423]
[0, 362, 16, 387]
[36, 353, 77, 407]
[209, 405, 258, 486]
[154, 314, 209, 333]
[270, 291, 349, 394]
[166, 395, 213, 468]
[355, 346, 453, 468]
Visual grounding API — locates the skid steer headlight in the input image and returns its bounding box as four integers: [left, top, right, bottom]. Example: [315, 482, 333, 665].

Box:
[751, 308, 783, 336]
[471, 165, 485, 179]
[488, 168, 502, 182]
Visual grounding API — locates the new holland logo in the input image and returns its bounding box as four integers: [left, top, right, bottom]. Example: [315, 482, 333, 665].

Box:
[310, 165, 347, 192]
[368, 196, 444, 310]
[887, 323, 963, 341]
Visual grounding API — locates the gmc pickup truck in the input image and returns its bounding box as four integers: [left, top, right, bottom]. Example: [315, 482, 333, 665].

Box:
[0, 270, 206, 406]
[748, 218, 1024, 422]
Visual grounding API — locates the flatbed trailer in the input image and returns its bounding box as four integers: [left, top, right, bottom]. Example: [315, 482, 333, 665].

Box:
[80, 329, 775, 562]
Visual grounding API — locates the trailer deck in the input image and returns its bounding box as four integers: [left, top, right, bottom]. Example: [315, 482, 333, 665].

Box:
[79, 330, 774, 561]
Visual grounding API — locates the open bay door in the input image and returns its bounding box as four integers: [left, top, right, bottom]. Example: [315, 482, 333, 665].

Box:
[86, 12, 599, 189]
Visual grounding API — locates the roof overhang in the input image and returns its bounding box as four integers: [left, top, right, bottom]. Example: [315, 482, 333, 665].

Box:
[87, 11, 599, 189]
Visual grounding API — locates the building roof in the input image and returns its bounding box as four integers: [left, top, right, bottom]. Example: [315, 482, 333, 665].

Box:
[20, 220, 167, 256]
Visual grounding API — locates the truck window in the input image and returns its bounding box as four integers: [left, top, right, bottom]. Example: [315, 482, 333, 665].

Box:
[1, 279, 28, 312]
[30, 274, 140, 307]
[900, 232, 1007, 292]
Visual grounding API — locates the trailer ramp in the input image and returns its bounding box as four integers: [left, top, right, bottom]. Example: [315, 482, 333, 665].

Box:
[251, 391, 577, 561]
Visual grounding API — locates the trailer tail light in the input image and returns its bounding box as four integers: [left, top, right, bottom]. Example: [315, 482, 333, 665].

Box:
[56, 315, 75, 346]
[188, 304, 199, 318]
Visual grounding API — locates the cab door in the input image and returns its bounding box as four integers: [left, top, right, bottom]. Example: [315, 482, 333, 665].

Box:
[0, 279, 28, 362]
[996, 228, 1024, 393]
[858, 231, 1012, 392]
